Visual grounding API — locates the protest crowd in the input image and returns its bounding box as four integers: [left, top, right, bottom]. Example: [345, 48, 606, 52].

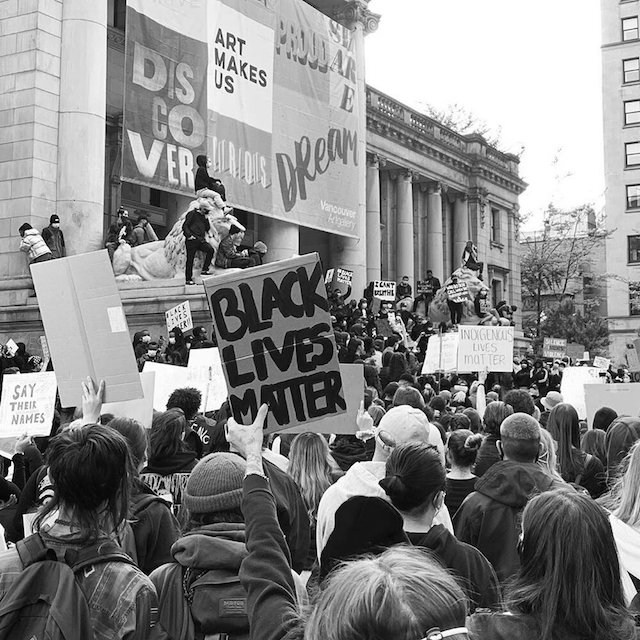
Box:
[2, 248, 640, 640]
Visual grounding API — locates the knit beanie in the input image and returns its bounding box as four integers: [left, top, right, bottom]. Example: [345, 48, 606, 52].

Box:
[183, 452, 246, 514]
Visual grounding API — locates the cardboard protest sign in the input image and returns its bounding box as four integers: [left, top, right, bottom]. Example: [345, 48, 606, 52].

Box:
[335, 268, 353, 286]
[204, 253, 345, 431]
[102, 371, 155, 429]
[417, 281, 434, 295]
[144, 347, 227, 413]
[0, 372, 57, 458]
[282, 364, 363, 434]
[543, 337, 566, 360]
[560, 367, 605, 419]
[457, 326, 514, 372]
[324, 269, 335, 284]
[31, 251, 142, 407]
[373, 281, 396, 301]
[593, 356, 611, 370]
[5, 339, 18, 357]
[585, 383, 640, 428]
[445, 282, 470, 303]
[421, 333, 460, 374]
[165, 301, 193, 333]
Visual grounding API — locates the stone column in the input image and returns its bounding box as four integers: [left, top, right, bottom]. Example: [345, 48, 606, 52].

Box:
[259, 217, 299, 263]
[331, 3, 380, 298]
[453, 194, 470, 269]
[366, 154, 381, 283]
[56, 0, 108, 255]
[395, 170, 414, 285]
[426, 183, 444, 282]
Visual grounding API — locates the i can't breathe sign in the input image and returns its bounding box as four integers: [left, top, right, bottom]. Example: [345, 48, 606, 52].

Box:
[204, 253, 346, 433]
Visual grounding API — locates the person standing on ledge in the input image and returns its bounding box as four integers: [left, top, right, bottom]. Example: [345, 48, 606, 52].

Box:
[41, 214, 65, 259]
[18, 223, 52, 264]
[183, 203, 214, 285]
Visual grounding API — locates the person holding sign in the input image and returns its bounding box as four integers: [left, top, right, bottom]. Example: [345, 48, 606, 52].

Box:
[446, 275, 466, 326]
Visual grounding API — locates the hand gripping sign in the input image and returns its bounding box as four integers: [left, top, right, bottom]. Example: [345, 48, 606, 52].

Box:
[204, 254, 346, 434]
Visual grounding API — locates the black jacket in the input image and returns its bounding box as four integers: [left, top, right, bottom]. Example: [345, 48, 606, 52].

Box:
[182, 209, 210, 240]
[453, 460, 565, 583]
[408, 525, 500, 612]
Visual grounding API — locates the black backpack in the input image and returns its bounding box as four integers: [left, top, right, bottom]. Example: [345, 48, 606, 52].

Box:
[0, 533, 135, 640]
[182, 565, 249, 640]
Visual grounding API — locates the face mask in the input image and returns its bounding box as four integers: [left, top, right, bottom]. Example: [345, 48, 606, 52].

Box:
[169, 337, 176, 345]
[186, 343, 192, 350]
[51, 223, 60, 229]
[147, 350, 157, 358]
[142, 335, 151, 343]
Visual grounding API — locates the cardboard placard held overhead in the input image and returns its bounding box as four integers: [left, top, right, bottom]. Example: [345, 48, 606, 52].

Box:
[560, 367, 605, 419]
[204, 253, 346, 432]
[584, 383, 640, 428]
[282, 364, 363, 434]
[422, 333, 460, 374]
[31, 250, 142, 407]
[373, 280, 396, 301]
[457, 326, 514, 372]
[102, 371, 156, 429]
[144, 348, 227, 413]
[165, 301, 193, 333]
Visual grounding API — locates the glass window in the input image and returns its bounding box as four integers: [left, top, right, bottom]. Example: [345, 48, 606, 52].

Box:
[627, 184, 640, 208]
[623, 17, 639, 41]
[624, 58, 640, 83]
[626, 142, 640, 166]
[491, 208, 501, 243]
[630, 281, 640, 315]
[629, 236, 640, 263]
[626, 100, 640, 125]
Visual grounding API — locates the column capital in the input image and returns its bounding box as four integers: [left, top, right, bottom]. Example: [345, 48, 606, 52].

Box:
[333, 1, 381, 34]
[426, 181, 443, 196]
[367, 153, 386, 169]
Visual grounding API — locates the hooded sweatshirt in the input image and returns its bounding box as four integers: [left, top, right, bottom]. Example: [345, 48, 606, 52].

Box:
[453, 460, 565, 583]
[316, 460, 453, 562]
[407, 525, 501, 612]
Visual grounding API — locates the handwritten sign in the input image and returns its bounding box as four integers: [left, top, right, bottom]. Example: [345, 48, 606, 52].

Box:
[422, 333, 460, 374]
[373, 280, 396, 301]
[417, 281, 434, 295]
[204, 253, 345, 431]
[593, 356, 611, 370]
[0, 372, 57, 438]
[543, 337, 567, 359]
[165, 301, 193, 333]
[446, 282, 470, 303]
[335, 268, 353, 285]
[457, 326, 514, 372]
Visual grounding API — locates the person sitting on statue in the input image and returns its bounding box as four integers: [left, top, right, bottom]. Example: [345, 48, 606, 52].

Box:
[215, 223, 259, 270]
[130, 211, 159, 247]
[396, 275, 412, 300]
[105, 207, 133, 262]
[194, 155, 232, 215]
[462, 241, 481, 271]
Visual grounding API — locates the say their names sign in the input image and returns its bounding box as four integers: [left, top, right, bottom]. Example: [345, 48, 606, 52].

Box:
[204, 254, 346, 431]
[457, 326, 514, 372]
[165, 301, 193, 333]
[0, 372, 57, 438]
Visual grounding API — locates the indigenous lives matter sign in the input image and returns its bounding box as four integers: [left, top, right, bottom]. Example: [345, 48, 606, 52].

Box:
[203, 254, 346, 434]
[123, 0, 360, 238]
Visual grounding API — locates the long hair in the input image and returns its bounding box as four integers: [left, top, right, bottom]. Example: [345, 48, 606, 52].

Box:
[506, 490, 634, 640]
[581, 428, 606, 467]
[149, 408, 187, 462]
[305, 546, 467, 640]
[388, 352, 408, 383]
[537, 427, 563, 482]
[35, 424, 134, 544]
[288, 433, 334, 525]
[107, 417, 148, 474]
[546, 403, 583, 481]
[380, 442, 445, 512]
[482, 401, 513, 436]
[611, 441, 640, 527]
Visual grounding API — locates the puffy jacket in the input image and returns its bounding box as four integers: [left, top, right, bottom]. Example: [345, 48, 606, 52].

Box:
[182, 209, 210, 240]
[453, 460, 565, 583]
[19, 229, 51, 261]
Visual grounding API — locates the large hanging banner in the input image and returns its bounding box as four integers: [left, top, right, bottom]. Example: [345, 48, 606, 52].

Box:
[123, 0, 360, 238]
[122, 0, 208, 193]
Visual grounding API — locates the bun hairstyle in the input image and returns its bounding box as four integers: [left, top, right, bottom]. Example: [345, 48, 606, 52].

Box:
[447, 429, 483, 467]
[380, 442, 445, 512]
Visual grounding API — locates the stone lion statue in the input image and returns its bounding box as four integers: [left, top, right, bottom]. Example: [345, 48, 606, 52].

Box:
[428, 266, 491, 325]
[112, 200, 234, 281]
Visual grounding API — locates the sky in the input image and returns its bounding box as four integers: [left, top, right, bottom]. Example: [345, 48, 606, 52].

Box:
[365, 0, 604, 231]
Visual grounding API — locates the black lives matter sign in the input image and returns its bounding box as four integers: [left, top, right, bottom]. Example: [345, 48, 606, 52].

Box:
[204, 254, 346, 433]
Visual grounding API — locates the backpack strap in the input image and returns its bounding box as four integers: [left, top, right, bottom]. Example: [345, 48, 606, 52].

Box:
[64, 539, 136, 574]
[16, 532, 56, 568]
